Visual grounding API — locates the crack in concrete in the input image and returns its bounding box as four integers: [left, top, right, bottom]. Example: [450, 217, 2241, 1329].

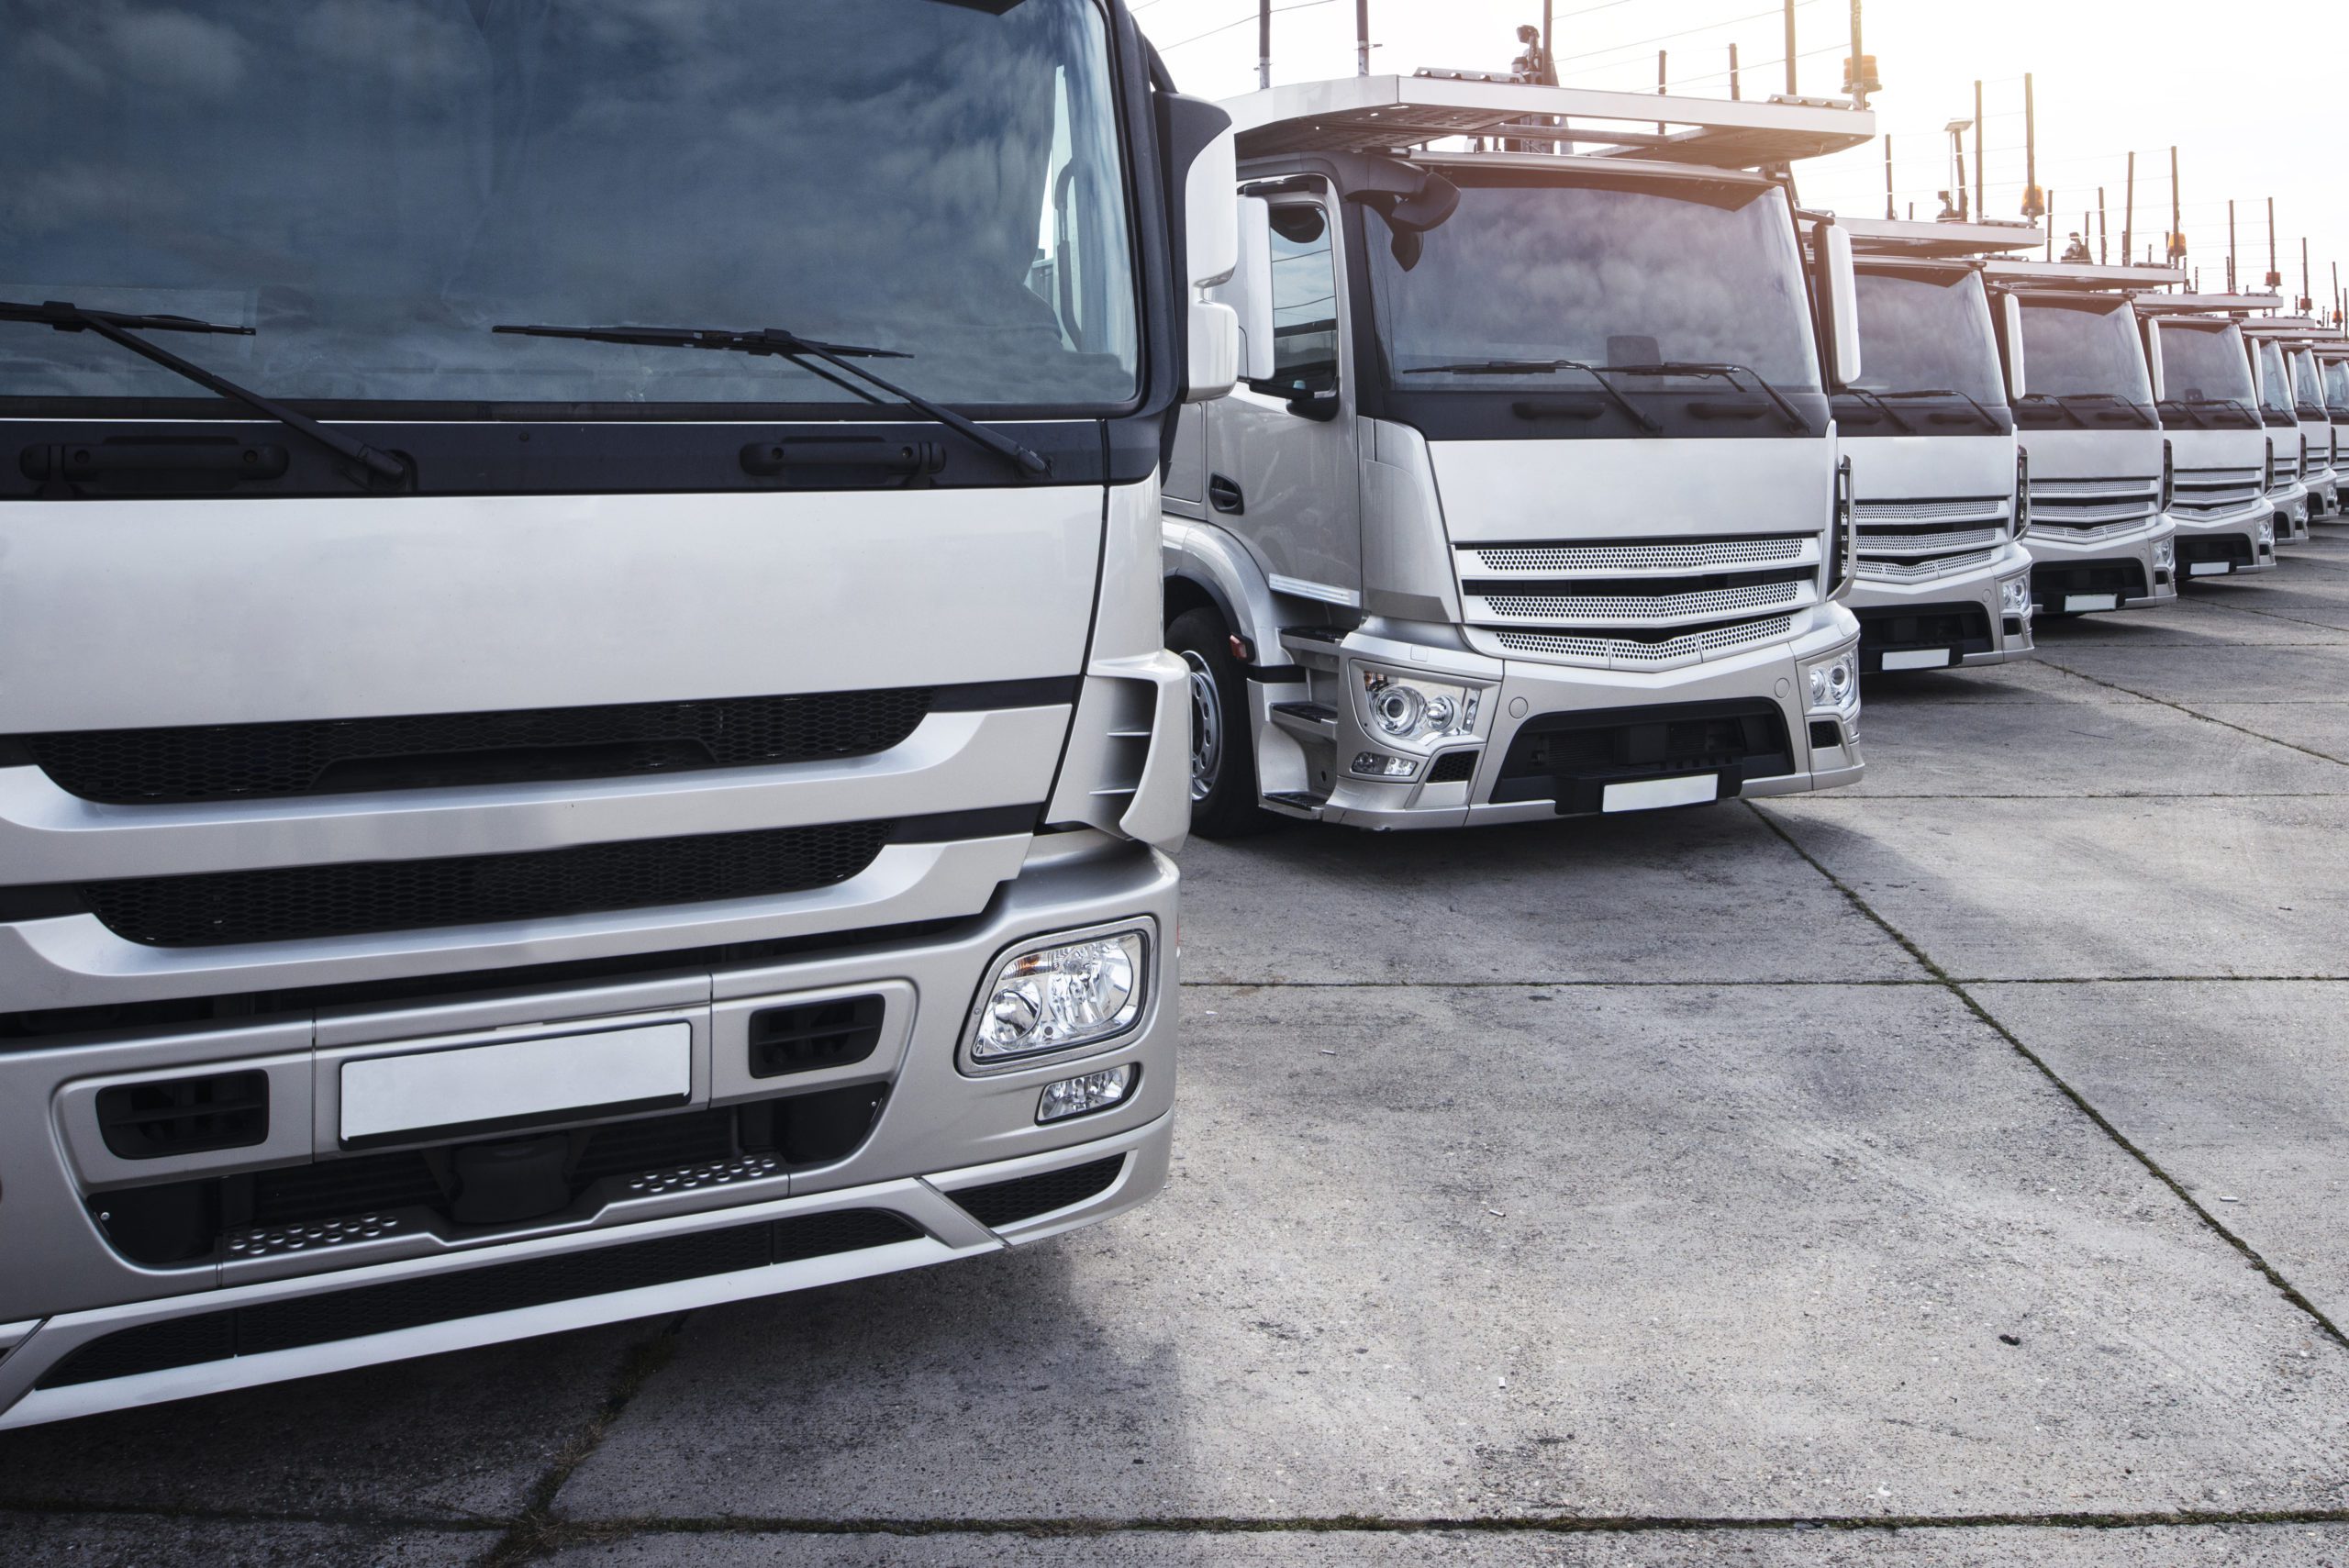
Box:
[1745, 801, 2349, 1354]
[2029, 660, 2349, 766]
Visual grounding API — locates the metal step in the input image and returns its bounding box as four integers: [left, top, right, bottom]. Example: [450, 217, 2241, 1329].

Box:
[1268, 700, 1338, 741]
[1261, 790, 1328, 819]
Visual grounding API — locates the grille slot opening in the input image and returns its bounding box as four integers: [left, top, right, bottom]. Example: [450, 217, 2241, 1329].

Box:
[951, 1155, 1126, 1229]
[748, 995, 886, 1079]
[1492, 700, 1792, 811]
[1424, 750, 1480, 784]
[96, 1071, 269, 1160]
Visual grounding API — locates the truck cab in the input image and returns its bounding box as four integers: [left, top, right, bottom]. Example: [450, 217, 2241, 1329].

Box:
[1163, 73, 1872, 833]
[1985, 262, 2181, 616]
[2133, 295, 2283, 578]
[1832, 219, 2039, 672]
[2243, 330, 2315, 541]
[2284, 339, 2341, 518]
[0, 0, 1236, 1428]
[2321, 349, 2349, 500]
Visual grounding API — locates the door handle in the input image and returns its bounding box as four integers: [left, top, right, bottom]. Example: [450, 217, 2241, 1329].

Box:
[1208, 473, 1245, 515]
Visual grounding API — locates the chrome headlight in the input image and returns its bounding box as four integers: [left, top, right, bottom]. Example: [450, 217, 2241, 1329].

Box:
[968, 928, 1147, 1064]
[1802, 650, 1860, 714]
[1999, 573, 2033, 617]
[2259, 514, 2276, 544]
[2153, 536, 2175, 570]
[1356, 668, 1482, 753]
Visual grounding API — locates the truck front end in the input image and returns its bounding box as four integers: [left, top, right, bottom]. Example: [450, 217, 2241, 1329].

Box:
[0, 0, 1217, 1428]
[2289, 344, 2338, 518]
[1837, 260, 2034, 671]
[1992, 281, 2177, 615]
[2153, 318, 2277, 578]
[2250, 337, 2313, 541]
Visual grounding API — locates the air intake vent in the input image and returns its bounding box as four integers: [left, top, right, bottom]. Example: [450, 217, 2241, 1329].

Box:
[96, 1071, 269, 1160]
[39, 1208, 925, 1389]
[748, 995, 886, 1078]
[951, 1155, 1125, 1229]
[75, 822, 895, 947]
[1425, 750, 1480, 784]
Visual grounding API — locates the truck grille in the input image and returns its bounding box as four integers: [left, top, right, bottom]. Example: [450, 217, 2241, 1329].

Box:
[2025, 476, 2161, 539]
[74, 822, 896, 947]
[1456, 533, 1818, 673]
[17, 688, 943, 805]
[2172, 466, 2264, 518]
[1854, 495, 2009, 574]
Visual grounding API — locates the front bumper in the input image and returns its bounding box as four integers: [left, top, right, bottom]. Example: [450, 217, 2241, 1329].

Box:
[2025, 519, 2176, 613]
[1278, 612, 1863, 830]
[2272, 481, 2312, 542]
[0, 840, 1179, 1429]
[1847, 546, 2034, 672]
[2172, 498, 2278, 579]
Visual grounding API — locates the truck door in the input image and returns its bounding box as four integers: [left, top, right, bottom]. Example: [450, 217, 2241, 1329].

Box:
[1206, 197, 1363, 609]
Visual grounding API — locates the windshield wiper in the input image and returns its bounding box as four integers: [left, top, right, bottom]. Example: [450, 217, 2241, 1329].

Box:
[1876, 387, 2003, 428]
[0, 299, 409, 485]
[1608, 361, 1811, 434]
[491, 322, 1049, 476]
[2013, 392, 2089, 428]
[1400, 360, 1659, 433]
[1838, 387, 1914, 434]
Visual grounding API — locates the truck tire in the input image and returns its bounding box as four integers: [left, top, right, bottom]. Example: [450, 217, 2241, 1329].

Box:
[1167, 606, 1276, 839]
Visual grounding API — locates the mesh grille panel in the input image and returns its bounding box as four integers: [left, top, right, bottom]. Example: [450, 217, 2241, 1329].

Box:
[1478, 578, 1808, 622]
[1855, 526, 2008, 555]
[82, 823, 895, 947]
[952, 1156, 1126, 1228]
[1853, 496, 2009, 524]
[1857, 549, 2004, 583]
[24, 689, 938, 805]
[1490, 615, 1795, 667]
[1468, 536, 1810, 574]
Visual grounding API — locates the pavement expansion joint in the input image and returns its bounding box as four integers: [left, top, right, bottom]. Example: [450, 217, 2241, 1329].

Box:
[1744, 800, 2349, 1354]
[2030, 660, 2349, 766]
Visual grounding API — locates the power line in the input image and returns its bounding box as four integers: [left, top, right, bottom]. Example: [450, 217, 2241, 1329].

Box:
[1554, 0, 1824, 76]
[1158, 0, 1334, 53]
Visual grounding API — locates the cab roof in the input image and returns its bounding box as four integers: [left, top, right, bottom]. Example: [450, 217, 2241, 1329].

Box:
[1840, 216, 2045, 258]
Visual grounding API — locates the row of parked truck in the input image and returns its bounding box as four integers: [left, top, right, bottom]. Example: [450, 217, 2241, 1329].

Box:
[0, 0, 2339, 1429]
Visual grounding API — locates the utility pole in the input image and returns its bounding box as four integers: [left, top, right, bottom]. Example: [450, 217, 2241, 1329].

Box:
[1258, 0, 1271, 90]
[2166, 146, 2184, 268]
[2267, 196, 2279, 289]
[1844, 1, 1878, 109]
[2122, 152, 2134, 270]
[1785, 0, 1798, 95]
[1657, 50, 1666, 135]
[2228, 200, 2237, 293]
[2099, 187, 2109, 264]
[1729, 42, 1742, 100]
[2303, 236, 2313, 313]
[2021, 74, 2043, 220]
[1542, 0, 1553, 81]
[1973, 81, 1985, 221]
[1884, 135, 1895, 220]
[1354, 0, 1368, 77]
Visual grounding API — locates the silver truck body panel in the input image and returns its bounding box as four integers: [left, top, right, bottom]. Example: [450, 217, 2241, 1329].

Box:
[2011, 426, 2176, 613]
[2165, 424, 2277, 577]
[1842, 433, 2034, 668]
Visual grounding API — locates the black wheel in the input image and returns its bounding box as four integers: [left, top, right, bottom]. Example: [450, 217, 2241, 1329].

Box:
[1166, 606, 1275, 839]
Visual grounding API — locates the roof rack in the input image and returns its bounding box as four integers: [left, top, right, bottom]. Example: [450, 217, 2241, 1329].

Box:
[2133, 292, 2287, 317]
[1981, 260, 2187, 295]
[1841, 217, 2045, 259]
[2239, 317, 2342, 339]
[1221, 72, 1874, 169]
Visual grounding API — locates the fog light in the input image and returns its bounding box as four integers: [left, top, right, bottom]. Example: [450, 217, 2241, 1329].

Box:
[1353, 751, 1418, 779]
[970, 929, 1145, 1062]
[1038, 1064, 1135, 1123]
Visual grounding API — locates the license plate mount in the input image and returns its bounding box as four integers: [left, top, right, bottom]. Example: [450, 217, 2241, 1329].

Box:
[2064, 593, 2121, 612]
[1882, 648, 1952, 671]
[1600, 773, 1721, 814]
[339, 1020, 694, 1147]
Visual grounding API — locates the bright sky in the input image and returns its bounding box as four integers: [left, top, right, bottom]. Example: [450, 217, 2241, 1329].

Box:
[1138, 0, 2347, 322]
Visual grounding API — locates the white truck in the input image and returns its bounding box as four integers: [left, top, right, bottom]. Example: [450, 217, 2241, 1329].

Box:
[1832, 218, 2041, 673]
[2132, 295, 2285, 578]
[2242, 321, 2343, 522]
[0, 0, 1238, 1428]
[1162, 72, 1873, 833]
[1982, 262, 2182, 617]
[2239, 325, 2315, 541]
[2320, 346, 2349, 502]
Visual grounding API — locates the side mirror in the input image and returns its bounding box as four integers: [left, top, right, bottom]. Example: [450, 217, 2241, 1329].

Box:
[1210, 197, 1277, 384]
[1171, 98, 1241, 404]
[1815, 223, 1862, 390]
[2142, 316, 2165, 403]
[1999, 292, 2028, 403]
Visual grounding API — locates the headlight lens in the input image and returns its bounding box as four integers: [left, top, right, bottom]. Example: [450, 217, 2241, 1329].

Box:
[1802, 651, 1860, 713]
[971, 929, 1146, 1062]
[1999, 574, 2033, 617]
[2153, 536, 2175, 570]
[1357, 669, 1481, 752]
[2260, 514, 2276, 544]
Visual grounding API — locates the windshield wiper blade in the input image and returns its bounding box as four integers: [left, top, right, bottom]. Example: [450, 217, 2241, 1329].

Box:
[1608, 361, 1810, 434]
[1876, 387, 2003, 428]
[493, 322, 1049, 476]
[2013, 392, 2089, 428]
[1402, 360, 1659, 433]
[1839, 387, 1915, 433]
[0, 298, 409, 485]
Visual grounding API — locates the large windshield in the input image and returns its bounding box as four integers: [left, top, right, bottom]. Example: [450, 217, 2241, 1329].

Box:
[2291, 348, 2324, 415]
[2326, 359, 2349, 415]
[1368, 174, 1820, 391]
[2157, 323, 2256, 406]
[0, 0, 1138, 414]
[2017, 297, 2152, 403]
[2256, 340, 2296, 418]
[1848, 270, 2003, 404]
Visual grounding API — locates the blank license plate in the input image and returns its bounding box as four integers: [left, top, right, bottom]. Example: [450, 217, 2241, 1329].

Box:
[2188, 562, 2231, 576]
[340, 1020, 692, 1143]
[1601, 774, 1719, 813]
[1882, 648, 1951, 671]
[2064, 593, 2120, 612]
